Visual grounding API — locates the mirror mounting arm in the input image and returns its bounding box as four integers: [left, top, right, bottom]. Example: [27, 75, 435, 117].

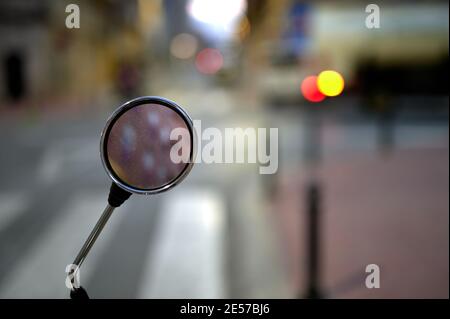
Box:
[70, 182, 132, 296]
[68, 96, 193, 298]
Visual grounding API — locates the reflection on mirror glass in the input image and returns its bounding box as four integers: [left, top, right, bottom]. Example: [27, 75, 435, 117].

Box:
[106, 103, 191, 190]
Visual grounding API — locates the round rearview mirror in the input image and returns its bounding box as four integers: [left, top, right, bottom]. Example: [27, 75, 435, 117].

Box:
[69, 96, 195, 298]
[100, 96, 195, 194]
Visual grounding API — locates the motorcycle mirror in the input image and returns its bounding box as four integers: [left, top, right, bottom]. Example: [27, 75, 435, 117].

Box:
[69, 96, 195, 298]
[101, 96, 195, 194]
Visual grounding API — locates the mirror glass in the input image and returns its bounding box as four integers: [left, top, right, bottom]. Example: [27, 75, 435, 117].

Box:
[104, 102, 192, 191]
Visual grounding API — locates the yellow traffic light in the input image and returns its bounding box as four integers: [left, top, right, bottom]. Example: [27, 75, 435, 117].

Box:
[317, 70, 345, 97]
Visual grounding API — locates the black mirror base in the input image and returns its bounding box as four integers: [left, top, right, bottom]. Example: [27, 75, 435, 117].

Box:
[70, 286, 90, 299]
[108, 182, 132, 207]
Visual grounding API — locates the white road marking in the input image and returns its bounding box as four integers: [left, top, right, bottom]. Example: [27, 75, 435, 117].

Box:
[0, 192, 125, 298]
[0, 192, 29, 232]
[37, 138, 98, 184]
[137, 188, 226, 298]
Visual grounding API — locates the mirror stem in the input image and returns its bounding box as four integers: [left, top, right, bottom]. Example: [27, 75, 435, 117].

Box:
[72, 203, 115, 271]
[70, 183, 131, 288]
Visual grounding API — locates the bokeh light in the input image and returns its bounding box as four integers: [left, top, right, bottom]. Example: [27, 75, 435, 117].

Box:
[187, 0, 246, 27]
[317, 70, 345, 97]
[301, 76, 326, 102]
[170, 33, 198, 60]
[195, 48, 224, 75]
[235, 15, 251, 40]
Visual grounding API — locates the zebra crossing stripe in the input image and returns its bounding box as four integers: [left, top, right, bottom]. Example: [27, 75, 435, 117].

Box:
[0, 192, 125, 298]
[137, 188, 226, 298]
[0, 192, 29, 233]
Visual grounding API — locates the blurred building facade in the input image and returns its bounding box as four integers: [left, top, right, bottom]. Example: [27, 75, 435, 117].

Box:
[0, 0, 157, 106]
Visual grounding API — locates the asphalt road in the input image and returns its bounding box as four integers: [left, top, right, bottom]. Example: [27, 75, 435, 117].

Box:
[0, 91, 447, 298]
[0, 95, 289, 298]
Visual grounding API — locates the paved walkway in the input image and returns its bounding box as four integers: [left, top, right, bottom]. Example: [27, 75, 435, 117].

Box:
[275, 147, 449, 298]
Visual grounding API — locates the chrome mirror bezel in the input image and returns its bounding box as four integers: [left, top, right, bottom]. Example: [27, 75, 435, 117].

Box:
[100, 96, 195, 195]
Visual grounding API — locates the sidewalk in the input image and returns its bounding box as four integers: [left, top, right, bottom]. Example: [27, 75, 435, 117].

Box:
[274, 147, 449, 298]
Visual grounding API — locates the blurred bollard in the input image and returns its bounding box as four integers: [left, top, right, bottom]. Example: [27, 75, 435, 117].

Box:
[300, 106, 324, 299]
[302, 181, 324, 299]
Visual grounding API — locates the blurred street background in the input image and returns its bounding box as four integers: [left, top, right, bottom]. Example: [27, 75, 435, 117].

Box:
[0, 0, 448, 298]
